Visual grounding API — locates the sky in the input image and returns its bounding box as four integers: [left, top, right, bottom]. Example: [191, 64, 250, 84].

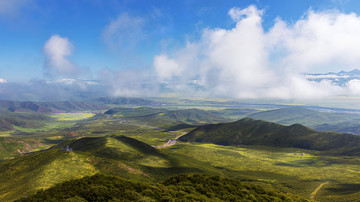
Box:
[2, 0, 360, 100]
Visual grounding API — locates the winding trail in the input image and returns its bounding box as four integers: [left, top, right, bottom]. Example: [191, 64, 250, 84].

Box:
[310, 182, 329, 200]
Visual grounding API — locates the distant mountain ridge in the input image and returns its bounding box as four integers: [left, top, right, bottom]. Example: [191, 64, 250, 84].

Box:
[104, 107, 230, 127]
[247, 106, 360, 135]
[87, 97, 163, 106]
[306, 69, 360, 86]
[180, 118, 360, 156]
[0, 100, 108, 113]
[248, 106, 360, 126]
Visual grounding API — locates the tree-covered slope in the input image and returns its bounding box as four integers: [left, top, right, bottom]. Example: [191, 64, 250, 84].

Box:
[16, 173, 308, 201]
[180, 118, 360, 155]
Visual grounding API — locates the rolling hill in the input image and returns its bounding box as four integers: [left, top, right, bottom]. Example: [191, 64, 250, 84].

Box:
[0, 112, 52, 132]
[179, 118, 360, 155]
[0, 137, 48, 160]
[0, 135, 203, 201]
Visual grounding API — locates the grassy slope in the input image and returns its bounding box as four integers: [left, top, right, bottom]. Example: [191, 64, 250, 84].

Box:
[0, 112, 52, 131]
[0, 137, 48, 160]
[165, 142, 360, 201]
[2, 133, 360, 201]
[16, 173, 307, 201]
[180, 117, 360, 155]
[0, 135, 207, 201]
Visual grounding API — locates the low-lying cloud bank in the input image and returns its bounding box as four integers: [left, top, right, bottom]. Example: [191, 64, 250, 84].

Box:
[153, 5, 360, 99]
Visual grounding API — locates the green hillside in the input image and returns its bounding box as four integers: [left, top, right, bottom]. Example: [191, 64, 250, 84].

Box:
[180, 118, 360, 155]
[17, 173, 307, 201]
[0, 137, 48, 160]
[0, 135, 205, 201]
[0, 112, 51, 132]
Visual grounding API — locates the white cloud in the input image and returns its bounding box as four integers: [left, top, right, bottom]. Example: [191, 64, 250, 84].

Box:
[269, 9, 360, 73]
[152, 5, 360, 99]
[102, 13, 144, 50]
[0, 78, 7, 83]
[43, 35, 83, 77]
[347, 79, 360, 95]
[153, 55, 181, 80]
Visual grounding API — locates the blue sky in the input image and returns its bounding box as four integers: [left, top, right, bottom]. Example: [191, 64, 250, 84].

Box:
[2, 0, 360, 100]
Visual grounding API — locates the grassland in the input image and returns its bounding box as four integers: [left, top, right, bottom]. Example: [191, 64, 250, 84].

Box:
[50, 113, 95, 121]
[2, 103, 360, 201]
[163, 142, 360, 201]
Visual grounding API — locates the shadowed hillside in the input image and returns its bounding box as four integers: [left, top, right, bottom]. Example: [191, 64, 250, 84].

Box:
[180, 118, 360, 155]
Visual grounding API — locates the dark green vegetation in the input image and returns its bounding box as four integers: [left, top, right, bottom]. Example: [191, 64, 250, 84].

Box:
[180, 117, 360, 155]
[17, 173, 307, 201]
[2, 98, 360, 201]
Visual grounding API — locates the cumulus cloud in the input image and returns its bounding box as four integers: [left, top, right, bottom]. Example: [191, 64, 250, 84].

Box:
[152, 5, 360, 99]
[43, 35, 87, 77]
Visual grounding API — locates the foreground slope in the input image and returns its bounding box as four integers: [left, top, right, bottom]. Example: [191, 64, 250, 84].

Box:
[180, 118, 360, 155]
[16, 173, 307, 201]
[0, 135, 204, 201]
